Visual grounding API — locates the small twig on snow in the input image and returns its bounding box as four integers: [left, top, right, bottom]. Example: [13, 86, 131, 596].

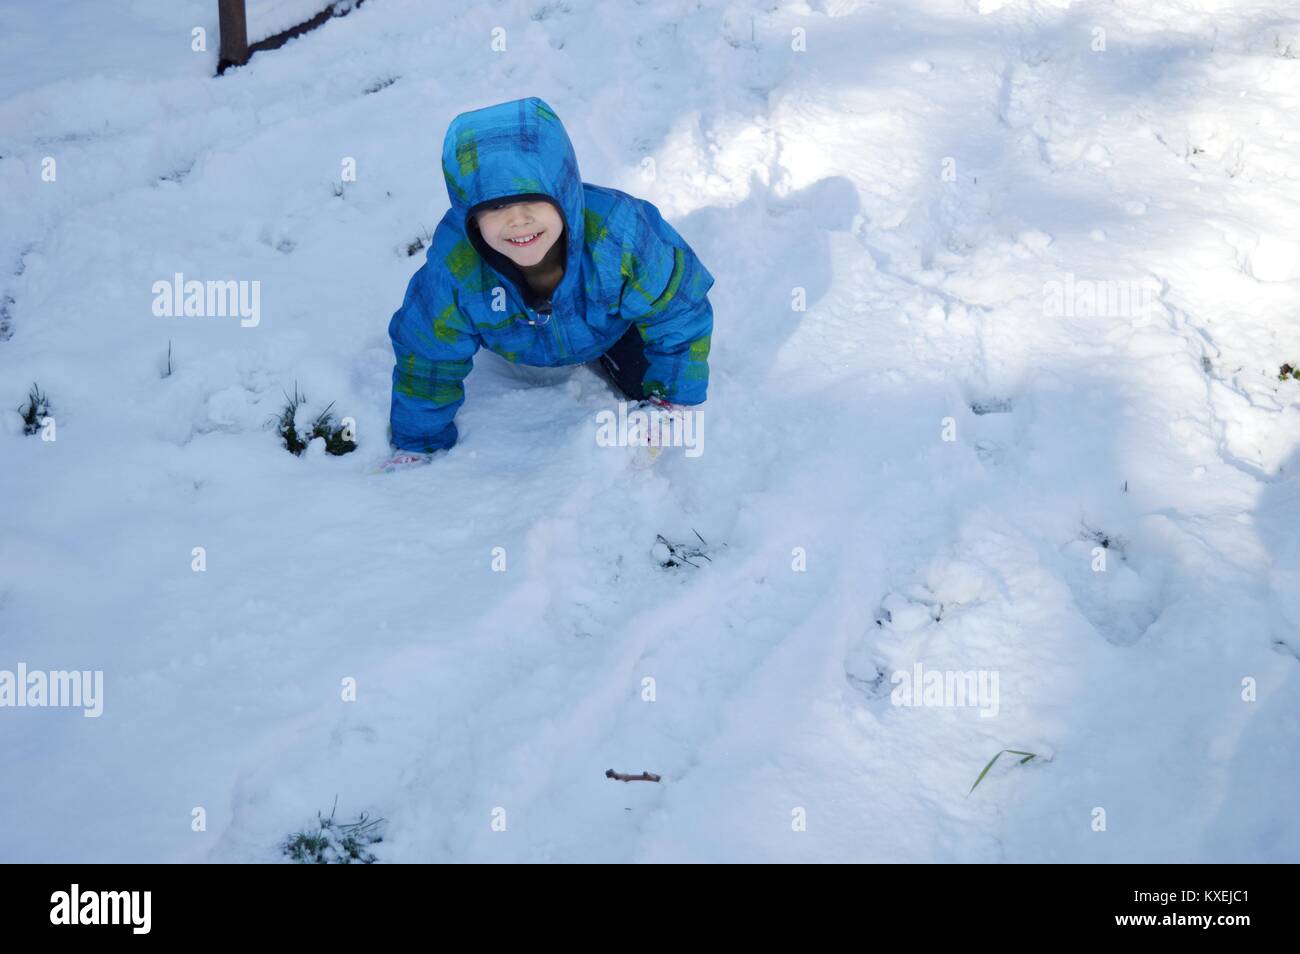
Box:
[605, 769, 662, 783]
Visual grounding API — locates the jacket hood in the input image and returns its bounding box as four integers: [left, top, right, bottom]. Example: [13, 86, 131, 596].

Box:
[441, 97, 585, 306]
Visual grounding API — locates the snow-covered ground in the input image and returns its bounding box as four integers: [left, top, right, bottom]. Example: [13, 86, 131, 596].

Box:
[2, 0, 1299, 862]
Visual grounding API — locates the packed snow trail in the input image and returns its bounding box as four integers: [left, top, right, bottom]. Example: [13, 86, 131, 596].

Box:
[1, 0, 1298, 862]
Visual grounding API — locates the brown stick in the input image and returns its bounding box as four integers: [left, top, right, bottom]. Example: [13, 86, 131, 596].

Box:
[605, 769, 662, 783]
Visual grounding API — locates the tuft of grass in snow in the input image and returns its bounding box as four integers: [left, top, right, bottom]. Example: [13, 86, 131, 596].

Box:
[969, 397, 1014, 415]
[1080, 521, 1126, 554]
[282, 799, 384, 864]
[273, 383, 357, 456]
[653, 529, 717, 569]
[0, 293, 14, 341]
[405, 226, 432, 257]
[363, 76, 397, 94]
[968, 749, 1038, 796]
[1278, 363, 1299, 382]
[17, 382, 50, 435]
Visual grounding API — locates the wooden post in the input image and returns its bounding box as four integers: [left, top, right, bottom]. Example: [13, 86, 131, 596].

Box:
[216, 0, 368, 76]
[217, 0, 249, 74]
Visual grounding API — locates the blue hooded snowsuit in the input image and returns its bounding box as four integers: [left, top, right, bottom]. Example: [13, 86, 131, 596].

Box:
[388, 96, 716, 453]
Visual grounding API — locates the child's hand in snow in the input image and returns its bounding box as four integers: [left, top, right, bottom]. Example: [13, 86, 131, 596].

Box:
[375, 450, 434, 474]
[626, 396, 686, 467]
[636, 395, 684, 425]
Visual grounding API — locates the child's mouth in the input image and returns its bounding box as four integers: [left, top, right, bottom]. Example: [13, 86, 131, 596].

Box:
[505, 231, 541, 247]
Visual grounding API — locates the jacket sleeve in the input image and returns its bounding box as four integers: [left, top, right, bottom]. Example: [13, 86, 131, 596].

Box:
[617, 221, 715, 406]
[388, 263, 480, 452]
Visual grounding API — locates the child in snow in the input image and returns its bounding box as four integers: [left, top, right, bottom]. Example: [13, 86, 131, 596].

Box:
[382, 96, 715, 466]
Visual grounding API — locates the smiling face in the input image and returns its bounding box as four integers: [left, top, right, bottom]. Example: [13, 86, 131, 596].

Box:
[474, 199, 564, 268]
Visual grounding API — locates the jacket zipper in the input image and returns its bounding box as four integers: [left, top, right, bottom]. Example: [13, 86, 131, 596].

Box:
[487, 230, 568, 357]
